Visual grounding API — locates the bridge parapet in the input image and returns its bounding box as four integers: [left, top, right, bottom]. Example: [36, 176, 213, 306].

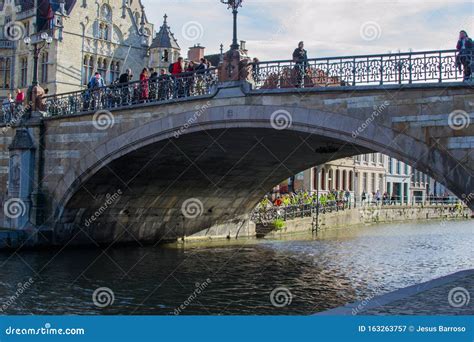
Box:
[9, 49, 469, 121]
[252, 49, 471, 89]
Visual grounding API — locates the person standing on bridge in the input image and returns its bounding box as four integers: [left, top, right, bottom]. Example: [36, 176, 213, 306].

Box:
[139, 68, 150, 101]
[456, 30, 473, 82]
[293, 41, 308, 87]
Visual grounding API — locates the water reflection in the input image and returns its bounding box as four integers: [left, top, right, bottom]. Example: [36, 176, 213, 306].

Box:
[0, 220, 472, 315]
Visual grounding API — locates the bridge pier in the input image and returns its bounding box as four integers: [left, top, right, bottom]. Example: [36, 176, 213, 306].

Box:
[4, 128, 36, 231]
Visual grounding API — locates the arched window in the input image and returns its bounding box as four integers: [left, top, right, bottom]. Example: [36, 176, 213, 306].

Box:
[320, 168, 326, 191]
[88, 56, 94, 80]
[40, 52, 48, 83]
[163, 50, 169, 62]
[109, 61, 120, 83]
[83, 55, 96, 85]
[101, 4, 112, 22]
[98, 58, 107, 79]
[342, 170, 347, 191]
[20, 57, 28, 87]
[0, 58, 7, 88]
[328, 169, 333, 190]
[99, 22, 110, 40]
[349, 171, 353, 191]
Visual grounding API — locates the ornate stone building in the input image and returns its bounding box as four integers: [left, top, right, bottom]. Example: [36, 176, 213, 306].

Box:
[0, 0, 154, 97]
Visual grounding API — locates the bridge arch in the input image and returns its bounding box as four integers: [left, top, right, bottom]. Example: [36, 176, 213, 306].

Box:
[50, 94, 473, 245]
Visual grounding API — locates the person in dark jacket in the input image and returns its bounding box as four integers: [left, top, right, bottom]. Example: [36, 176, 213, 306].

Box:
[292, 41, 308, 87]
[118, 68, 133, 104]
[456, 30, 473, 82]
[119, 68, 133, 84]
[157, 69, 172, 101]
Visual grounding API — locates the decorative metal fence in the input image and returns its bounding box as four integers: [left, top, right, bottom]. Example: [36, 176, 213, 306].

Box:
[252, 49, 472, 89]
[43, 68, 218, 117]
[251, 196, 461, 224]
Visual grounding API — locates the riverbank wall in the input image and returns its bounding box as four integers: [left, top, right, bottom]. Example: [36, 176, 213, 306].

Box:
[1, 205, 470, 249]
[185, 205, 471, 242]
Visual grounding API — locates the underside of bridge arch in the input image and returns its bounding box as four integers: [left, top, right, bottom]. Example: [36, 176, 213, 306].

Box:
[53, 128, 371, 245]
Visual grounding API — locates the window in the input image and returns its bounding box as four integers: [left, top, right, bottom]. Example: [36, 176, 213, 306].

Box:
[109, 61, 120, 84]
[0, 57, 11, 88]
[404, 163, 408, 175]
[320, 168, 326, 191]
[372, 153, 377, 164]
[98, 58, 107, 80]
[362, 172, 367, 192]
[40, 52, 48, 83]
[20, 57, 28, 87]
[396, 160, 401, 174]
[101, 4, 112, 21]
[328, 169, 334, 190]
[342, 170, 347, 191]
[99, 22, 110, 40]
[348, 171, 353, 191]
[83, 55, 95, 85]
[371, 173, 376, 193]
[163, 50, 169, 62]
[388, 158, 393, 174]
[363, 154, 368, 162]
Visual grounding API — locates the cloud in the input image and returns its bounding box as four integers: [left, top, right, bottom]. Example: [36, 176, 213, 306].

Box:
[142, 0, 473, 60]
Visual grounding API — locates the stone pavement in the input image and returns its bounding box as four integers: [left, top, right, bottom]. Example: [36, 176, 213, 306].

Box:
[317, 270, 474, 315]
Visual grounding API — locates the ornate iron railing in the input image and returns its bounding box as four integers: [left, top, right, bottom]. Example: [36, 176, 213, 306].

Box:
[251, 49, 472, 89]
[43, 68, 218, 117]
[250, 195, 461, 224]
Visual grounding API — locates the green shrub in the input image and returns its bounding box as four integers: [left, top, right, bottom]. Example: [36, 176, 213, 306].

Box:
[273, 218, 286, 230]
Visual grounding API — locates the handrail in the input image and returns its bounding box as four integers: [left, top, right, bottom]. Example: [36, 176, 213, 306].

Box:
[251, 49, 472, 89]
[42, 68, 219, 117]
[254, 49, 459, 65]
[40, 48, 472, 117]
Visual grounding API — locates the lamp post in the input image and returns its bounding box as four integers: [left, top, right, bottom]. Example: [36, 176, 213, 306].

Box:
[220, 0, 243, 50]
[24, 32, 53, 88]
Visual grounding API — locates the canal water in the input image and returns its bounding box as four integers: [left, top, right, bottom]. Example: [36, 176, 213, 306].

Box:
[0, 220, 472, 315]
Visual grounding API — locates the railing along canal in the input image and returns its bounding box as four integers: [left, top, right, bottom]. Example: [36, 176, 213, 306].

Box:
[251, 196, 462, 224]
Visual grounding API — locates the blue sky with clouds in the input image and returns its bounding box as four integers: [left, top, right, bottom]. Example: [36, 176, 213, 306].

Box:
[142, 0, 473, 60]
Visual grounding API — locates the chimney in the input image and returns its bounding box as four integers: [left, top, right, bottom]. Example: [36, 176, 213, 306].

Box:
[188, 44, 205, 62]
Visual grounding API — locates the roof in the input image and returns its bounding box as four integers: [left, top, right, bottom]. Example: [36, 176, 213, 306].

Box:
[150, 14, 180, 50]
[204, 54, 222, 68]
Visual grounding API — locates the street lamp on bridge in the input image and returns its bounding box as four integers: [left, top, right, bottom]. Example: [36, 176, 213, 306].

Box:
[24, 32, 53, 87]
[220, 0, 243, 50]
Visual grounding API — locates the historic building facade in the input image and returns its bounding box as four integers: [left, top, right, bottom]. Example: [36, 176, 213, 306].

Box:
[289, 153, 449, 204]
[0, 0, 154, 97]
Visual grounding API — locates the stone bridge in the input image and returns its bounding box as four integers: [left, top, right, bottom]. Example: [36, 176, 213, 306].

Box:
[1, 50, 473, 247]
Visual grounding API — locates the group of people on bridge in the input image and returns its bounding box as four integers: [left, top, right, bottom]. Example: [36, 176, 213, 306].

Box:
[0, 30, 472, 121]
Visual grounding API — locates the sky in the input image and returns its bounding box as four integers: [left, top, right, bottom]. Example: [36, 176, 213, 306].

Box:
[141, 0, 474, 60]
